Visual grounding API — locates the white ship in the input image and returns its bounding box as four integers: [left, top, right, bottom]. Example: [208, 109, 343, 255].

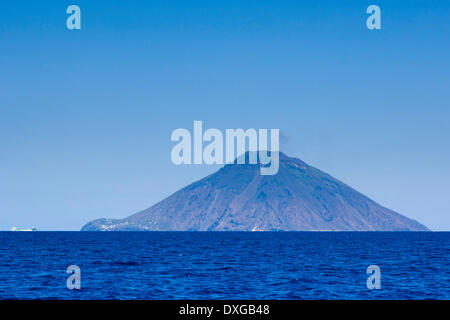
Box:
[10, 227, 37, 232]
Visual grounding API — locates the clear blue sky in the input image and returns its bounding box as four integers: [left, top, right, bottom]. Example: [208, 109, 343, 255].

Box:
[1, 1, 449, 230]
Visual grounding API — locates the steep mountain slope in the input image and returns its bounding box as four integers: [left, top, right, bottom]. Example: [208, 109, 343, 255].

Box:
[81, 152, 429, 231]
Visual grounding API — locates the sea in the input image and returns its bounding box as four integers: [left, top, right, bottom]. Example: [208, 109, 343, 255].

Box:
[0, 232, 448, 300]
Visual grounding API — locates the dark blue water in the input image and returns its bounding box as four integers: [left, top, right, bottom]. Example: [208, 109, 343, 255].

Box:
[0, 232, 448, 300]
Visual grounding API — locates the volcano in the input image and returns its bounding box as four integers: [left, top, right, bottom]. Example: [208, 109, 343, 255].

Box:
[81, 152, 428, 231]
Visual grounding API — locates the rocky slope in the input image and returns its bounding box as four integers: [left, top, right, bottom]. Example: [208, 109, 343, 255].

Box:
[81, 152, 429, 231]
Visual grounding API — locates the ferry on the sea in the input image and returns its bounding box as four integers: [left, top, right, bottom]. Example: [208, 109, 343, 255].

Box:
[10, 227, 37, 232]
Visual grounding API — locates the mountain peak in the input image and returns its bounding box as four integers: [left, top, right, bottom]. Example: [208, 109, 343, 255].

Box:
[82, 152, 429, 232]
[226, 150, 304, 167]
